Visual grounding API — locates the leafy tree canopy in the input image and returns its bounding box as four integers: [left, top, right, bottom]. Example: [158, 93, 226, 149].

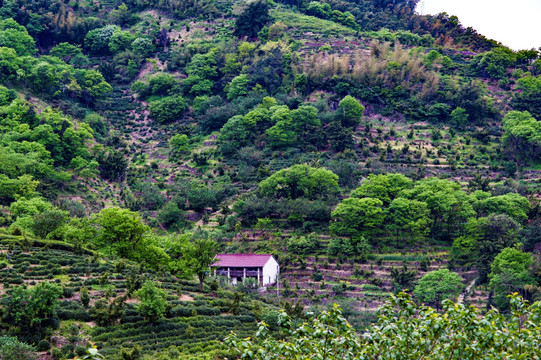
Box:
[259, 164, 339, 200]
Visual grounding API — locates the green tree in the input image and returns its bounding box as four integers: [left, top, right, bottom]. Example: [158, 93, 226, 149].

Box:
[338, 95, 365, 127]
[184, 237, 218, 290]
[0, 19, 36, 56]
[227, 74, 249, 100]
[218, 115, 253, 155]
[472, 214, 522, 283]
[234, 0, 272, 38]
[80, 287, 90, 308]
[400, 177, 475, 240]
[2, 281, 62, 329]
[157, 202, 184, 229]
[109, 3, 131, 25]
[49, 42, 83, 63]
[149, 96, 188, 124]
[131, 37, 154, 58]
[351, 173, 413, 205]
[502, 110, 541, 168]
[471, 47, 516, 79]
[386, 197, 430, 242]
[414, 269, 463, 310]
[330, 197, 385, 238]
[0, 336, 36, 360]
[489, 247, 535, 310]
[449, 236, 478, 268]
[94, 207, 150, 257]
[31, 209, 68, 239]
[450, 107, 469, 128]
[134, 281, 167, 323]
[474, 192, 530, 223]
[84, 25, 119, 55]
[259, 165, 339, 200]
[108, 29, 134, 54]
[169, 134, 190, 154]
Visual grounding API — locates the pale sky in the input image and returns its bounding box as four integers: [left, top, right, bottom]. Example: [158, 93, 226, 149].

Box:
[416, 0, 541, 51]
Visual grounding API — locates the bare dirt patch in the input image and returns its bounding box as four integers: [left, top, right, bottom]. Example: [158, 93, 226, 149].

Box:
[179, 294, 194, 302]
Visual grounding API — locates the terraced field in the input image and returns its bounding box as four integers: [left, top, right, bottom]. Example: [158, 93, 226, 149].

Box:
[0, 238, 268, 359]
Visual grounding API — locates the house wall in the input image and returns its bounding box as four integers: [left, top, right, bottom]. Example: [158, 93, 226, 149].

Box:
[262, 256, 279, 285]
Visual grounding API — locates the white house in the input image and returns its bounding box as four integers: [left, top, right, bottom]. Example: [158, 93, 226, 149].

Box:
[212, 254, 279, 286]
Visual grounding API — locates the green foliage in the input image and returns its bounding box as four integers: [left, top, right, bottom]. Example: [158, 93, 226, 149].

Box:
[450, 236, 478, 268]
[386, 197, 431, 241]
[227, 292, 541, 359]
[108, 29, 135, 54]
[31, 209, 68, 239]
[85, 25, 119, 55]
[414, 269, 463, 307]
[489, 247, 535, 310]
[474, 192, 530, 222]
[149, 96, 188, 124]
[134, 281, 168, 323]
[471, 47, 516, 79]
[131, 37, 154, 58]
[0, 336, 36, 360]
[2, 281, 62, 328]
[327, 236, 370, 258]
[351, 174, 412, 205]
[234, 0, 271, 38]
[287, 234, 319, 255]
[183, 236, 218, 289]
[337, 95, 365, 127]
[330, 197, 384, 238]
[0, 19, 35, 56]
[157, 202, 185, 229]
[473, 214, 522, 283]
[502, 110, 541, 167]
[227, 74, 250, 100]
[94, 207, 150, 257]
[80, 287, 90, 308]
[259, 165, 339, 200]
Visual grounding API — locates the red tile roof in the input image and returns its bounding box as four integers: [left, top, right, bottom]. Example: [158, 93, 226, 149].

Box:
[212, 254, 273, 267]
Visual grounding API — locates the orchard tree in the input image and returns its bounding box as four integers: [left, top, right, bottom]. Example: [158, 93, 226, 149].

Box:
[489, 247, 535, 310]
[472, 214, 522, 283]
[227, 74, 249, 100]
[2, 281, 62, 330]
[259, 165, 339, 200]
[386, 197, 430, 242]
[338, 95, 365, 127]
[330, 197, 384, 238]
[149, 96, 188, 124]
[502, 110, 541, 168]
[134, 281, 168, 323]
[0, 19, 36, 56]
[184, 237, 218, 290]
[414, 269, 463, 310]
[94, 207, 150, 257]
[169, 134, 190, 155]
[351, 173, 413, 205]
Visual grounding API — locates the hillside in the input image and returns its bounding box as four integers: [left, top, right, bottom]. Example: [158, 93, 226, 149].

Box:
[0, 0, 541, 359]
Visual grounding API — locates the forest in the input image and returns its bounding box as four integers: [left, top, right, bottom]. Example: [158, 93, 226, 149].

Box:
[0, 0, 540, 359]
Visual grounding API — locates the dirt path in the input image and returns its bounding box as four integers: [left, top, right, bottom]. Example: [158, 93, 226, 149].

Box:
[457, 279, 476, 304]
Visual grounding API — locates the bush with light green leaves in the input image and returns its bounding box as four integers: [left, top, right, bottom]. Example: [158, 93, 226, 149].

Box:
[226, 292, 541, 359]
